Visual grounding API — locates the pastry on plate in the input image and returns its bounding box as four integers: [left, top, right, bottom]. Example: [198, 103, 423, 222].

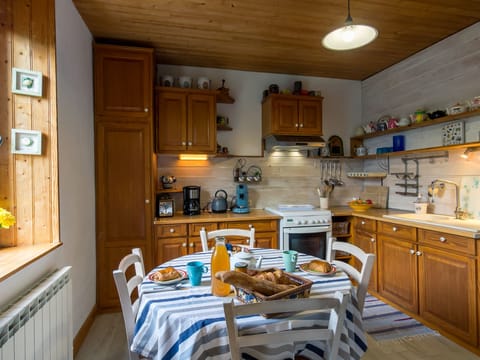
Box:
[307, 260, 333, 273]
[151, 266, 181, 282]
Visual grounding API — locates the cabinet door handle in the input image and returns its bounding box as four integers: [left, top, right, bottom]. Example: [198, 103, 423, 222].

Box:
[299, 123, 304, 128]
[188, 141, 192, 146]
[144, 108, 149, 112]
[416, 251, 422, 256]
[248, 224, 253, 228]
[170, 228, 175, 233]
[361, 221, 365, 225]
[295, 123, 299, 128]
[145, 199, 150, 204]
[182, 141, 186, 146]
[439, 236, 446, 242]
[409, 249, 415, 255]
[370, 237, 375, 242]
[182, 243, 187, 247]
[392, 226, 397, 232]
[189, 243, 194, 247]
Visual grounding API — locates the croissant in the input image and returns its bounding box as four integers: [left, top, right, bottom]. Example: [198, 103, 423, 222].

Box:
[308, 260, 332, 273]
[152, 266, 181, 281]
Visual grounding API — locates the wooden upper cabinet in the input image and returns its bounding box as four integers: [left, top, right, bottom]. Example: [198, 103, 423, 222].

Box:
[262, 94, 323, 137]
[156, 87, 217, 153]
[94, 44, 153, 118]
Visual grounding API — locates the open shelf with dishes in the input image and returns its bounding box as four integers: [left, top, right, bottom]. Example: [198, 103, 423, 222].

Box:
[350, 109, 480, 158]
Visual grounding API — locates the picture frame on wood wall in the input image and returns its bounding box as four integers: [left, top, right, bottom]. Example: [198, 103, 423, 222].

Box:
[11, 68, 43, 97]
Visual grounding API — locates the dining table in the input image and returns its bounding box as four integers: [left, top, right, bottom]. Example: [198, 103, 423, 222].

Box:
[130, 248, 368, 360]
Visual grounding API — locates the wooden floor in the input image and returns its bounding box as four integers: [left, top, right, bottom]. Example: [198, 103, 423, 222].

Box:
[75, 312, 480, 360]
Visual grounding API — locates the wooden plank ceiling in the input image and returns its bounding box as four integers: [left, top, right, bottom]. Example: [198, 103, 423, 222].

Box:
[72, 0, 480, 80]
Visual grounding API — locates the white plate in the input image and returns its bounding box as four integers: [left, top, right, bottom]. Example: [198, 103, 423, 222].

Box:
[299, 263, 336, 276]
[148, 269, 187, 285]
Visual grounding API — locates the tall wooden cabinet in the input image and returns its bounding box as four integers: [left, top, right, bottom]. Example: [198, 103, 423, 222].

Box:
[156, 87, 217, 153]
[94, 44, 154, 311]
[262, 94, 323, 137]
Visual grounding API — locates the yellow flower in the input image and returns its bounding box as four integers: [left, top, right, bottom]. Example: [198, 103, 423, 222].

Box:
[0, 208, 16, 229]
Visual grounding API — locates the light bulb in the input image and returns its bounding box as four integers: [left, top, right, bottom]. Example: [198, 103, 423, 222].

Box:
[342, 26, 355, 42]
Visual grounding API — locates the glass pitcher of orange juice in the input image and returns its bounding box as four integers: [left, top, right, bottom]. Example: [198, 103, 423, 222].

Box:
[210, 236, 231, 296]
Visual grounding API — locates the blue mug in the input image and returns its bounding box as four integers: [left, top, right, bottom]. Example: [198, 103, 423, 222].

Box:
[186, 261, 208, 286]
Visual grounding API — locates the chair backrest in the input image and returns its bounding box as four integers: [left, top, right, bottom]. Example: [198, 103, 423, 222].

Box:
[223, 291, 349, 360]
[113, 248, 145, 360]
[199, 227, 255, 252]
[326, 238, 375, 314]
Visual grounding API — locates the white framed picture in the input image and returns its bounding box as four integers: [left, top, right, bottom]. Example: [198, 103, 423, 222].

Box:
[11, 68, 43, 97]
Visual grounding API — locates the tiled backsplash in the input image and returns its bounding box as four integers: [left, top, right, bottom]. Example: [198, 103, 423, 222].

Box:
[159, 148, 479, 220]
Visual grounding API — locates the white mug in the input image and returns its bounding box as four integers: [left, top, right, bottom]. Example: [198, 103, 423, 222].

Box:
[162, 75, 174, 87]
[197, 77, 210, 89]
[355, 146, 367, 156]
[179, 76, 191, 88]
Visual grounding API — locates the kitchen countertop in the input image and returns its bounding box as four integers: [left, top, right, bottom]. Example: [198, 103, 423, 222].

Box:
[154, 206, 479, 239]
[330, 206, 479, 239]
[154, 209, 281, 225]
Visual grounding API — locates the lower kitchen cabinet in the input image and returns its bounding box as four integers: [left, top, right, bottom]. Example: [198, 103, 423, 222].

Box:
[376, 220, 477, 347]
[155, 218, 278, 264]
[220, 220, 278, 249]
[154, 223, 188, 264]
[418, 230, 477, 346]
[378, 233, 419, 313]
[352, 217, 378, 292]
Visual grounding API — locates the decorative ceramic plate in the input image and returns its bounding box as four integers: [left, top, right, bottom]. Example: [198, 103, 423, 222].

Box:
[299, 263, 337, 276]
[148, 269, 187, 285]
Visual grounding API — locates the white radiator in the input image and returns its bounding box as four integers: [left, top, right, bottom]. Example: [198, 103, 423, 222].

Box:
[0, 266, 73, 360]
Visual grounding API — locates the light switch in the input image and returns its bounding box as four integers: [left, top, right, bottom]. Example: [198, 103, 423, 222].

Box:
[11, 129, 42, 155]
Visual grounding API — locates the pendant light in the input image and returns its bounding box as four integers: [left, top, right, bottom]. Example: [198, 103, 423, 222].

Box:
[322, 0, 378, 51]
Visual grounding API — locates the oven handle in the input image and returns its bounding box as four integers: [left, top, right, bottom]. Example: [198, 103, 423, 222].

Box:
[283, 226, 331, 234]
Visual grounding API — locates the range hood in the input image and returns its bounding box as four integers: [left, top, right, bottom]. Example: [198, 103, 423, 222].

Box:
[264, 135, 326, 152]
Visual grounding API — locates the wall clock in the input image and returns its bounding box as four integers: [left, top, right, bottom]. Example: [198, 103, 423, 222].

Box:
[328, 135, 344, 156]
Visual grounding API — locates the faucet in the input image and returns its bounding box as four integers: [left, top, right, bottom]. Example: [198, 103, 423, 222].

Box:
[429, 179, 466, 219]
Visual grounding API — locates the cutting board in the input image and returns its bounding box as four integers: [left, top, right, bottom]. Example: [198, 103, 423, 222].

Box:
[360, 186, 389, 209]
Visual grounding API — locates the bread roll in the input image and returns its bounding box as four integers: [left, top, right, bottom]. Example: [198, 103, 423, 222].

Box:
[308, 260, 332, 273]
[216, 270, 295, 296]
[152, 266, 181, 281]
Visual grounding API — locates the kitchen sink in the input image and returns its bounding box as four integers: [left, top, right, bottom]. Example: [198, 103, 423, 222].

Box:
[383, 213, 480, 235]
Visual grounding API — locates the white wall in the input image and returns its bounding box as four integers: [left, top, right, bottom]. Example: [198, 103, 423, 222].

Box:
[362, 22, 480, 216]
[0, 0, 96, 338]
[156, 65, 363, 208]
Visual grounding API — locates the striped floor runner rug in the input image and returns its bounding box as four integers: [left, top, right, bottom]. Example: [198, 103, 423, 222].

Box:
[362, 294, 439, 342]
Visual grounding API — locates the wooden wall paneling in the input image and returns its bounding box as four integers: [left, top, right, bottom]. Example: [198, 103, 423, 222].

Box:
[0, 0, 15, 246]
[2, 0, 58, 247]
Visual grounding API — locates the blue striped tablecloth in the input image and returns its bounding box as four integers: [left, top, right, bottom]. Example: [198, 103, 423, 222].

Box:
[131, 249, 367, 360]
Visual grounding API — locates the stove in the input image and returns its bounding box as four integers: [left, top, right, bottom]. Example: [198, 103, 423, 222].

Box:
[266, 204, 332, 259]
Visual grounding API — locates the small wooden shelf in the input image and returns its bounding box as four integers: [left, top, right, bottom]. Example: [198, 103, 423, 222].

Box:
[351, 109, 480, 141]
[217, 124, 233, 131]
[352, 141, 480, 159]
[156, 188, 182, 193]
[350, 109, 480, 157]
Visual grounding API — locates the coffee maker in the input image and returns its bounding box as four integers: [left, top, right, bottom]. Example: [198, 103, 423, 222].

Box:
[232, 184, 249, 214]
[183, 186, 201, 215]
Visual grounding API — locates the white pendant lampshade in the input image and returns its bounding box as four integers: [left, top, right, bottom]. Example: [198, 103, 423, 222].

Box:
[322, 0, 378, 51]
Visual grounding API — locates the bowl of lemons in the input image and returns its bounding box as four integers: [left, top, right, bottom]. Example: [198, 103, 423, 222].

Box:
[348, 199, 373, 212]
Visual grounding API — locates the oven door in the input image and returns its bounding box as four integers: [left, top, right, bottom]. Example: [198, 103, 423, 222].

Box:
[283, 226, 332, 259]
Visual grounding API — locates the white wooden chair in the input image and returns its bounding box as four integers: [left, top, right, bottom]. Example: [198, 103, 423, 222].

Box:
[113, 248, 145, 360]
[326, 238, 375, 314]
[223, 291, 349, 360]
[199, 227, 255, 252]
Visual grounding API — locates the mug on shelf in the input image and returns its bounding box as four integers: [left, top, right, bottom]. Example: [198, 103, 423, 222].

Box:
[197, 77, 210, 89]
